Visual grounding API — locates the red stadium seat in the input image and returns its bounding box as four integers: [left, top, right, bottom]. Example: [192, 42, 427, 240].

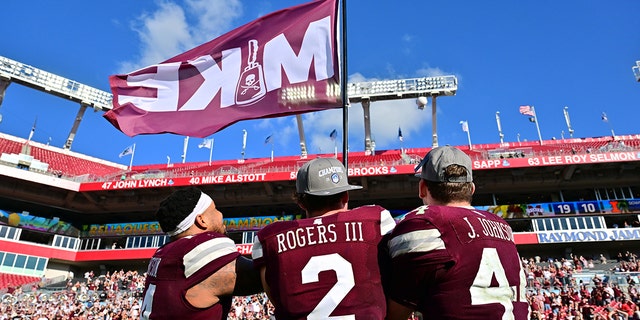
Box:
[0, 133, 125, 177]
[0, 272, 40, 290]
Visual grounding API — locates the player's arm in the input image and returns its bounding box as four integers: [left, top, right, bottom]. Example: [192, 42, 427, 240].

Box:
[186, 260, 237, 308]
[232, 255, 263, 296]
[258, 266, 273, 303]
[386, 299, 414, 320]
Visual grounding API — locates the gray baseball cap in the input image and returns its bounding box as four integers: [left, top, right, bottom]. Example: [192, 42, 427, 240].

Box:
[297, 158, 363, 196]
[414, 146, 473, 182]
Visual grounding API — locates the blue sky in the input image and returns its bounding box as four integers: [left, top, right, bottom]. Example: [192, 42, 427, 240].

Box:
[0, 0, 639, 167]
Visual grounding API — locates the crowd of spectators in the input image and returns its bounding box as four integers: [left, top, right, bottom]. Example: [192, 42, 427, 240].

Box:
[1, 269, 145, 320]
[0, 269, 276, 320]
[523, 253, 640, 320]
[4, 253, 640, 319]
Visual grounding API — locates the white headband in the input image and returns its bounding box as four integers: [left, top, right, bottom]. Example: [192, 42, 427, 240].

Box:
[167, 192, 213, 236]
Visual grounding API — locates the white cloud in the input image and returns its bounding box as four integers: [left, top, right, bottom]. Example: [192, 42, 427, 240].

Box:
[298, 73, 433, 154]
[416, 66, 447, 77]
[118, 0, 242, 73]
[254, 116, 297, 151]
[185, 0, 242, 44]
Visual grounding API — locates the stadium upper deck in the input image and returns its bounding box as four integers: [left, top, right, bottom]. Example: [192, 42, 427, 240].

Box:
[0, 131, 637, 226]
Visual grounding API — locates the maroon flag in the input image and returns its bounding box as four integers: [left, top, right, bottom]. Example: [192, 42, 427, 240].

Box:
[105, 0, 340, 137]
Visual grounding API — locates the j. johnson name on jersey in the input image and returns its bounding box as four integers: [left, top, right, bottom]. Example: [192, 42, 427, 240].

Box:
[276, 221, 364, 253]
[463, 215, 514, 242]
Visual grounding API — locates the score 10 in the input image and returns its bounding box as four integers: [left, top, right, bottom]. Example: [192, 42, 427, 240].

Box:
[552, 201, 602, 215]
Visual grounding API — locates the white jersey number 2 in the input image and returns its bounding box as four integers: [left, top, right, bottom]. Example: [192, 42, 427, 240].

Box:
[301, 253, 355, 320]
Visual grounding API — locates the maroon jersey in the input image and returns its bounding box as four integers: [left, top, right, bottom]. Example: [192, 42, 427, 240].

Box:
[140, 232, 240, 320]
[387, 205, 530, 319]
[252, 205, 395, 319]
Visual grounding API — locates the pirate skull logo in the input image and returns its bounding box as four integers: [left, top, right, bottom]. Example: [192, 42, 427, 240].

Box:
[245, 74, 256, 87]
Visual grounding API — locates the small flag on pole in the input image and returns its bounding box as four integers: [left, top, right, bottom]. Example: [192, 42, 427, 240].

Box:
[329, 129, 338, 141]
[398, 127, 403, 142]
[119, 145, 134, 158]
[460, 121, 469, 133]
[198, 138, 213, 149]
[601, 112, 608, 122]
[27, 118, 37, 142]
[519, 105, 535, 116]
[264, 135, 273, 145]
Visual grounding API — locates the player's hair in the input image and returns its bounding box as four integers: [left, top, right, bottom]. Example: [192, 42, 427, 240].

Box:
[156, 187, 201, 233]
[424, 164, 473, 203]
[293, 191, 345, 216]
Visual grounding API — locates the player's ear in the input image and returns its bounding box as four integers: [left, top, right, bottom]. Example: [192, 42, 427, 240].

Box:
[471, 182, 476, 195]
[418, 179, 427, 199]
[341, 191, 349, 205]
[194, 213, 207, 230]
[295, 198, 307, 212]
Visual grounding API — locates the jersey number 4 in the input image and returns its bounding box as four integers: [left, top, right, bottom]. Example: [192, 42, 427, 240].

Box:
[470, 248, 527, 320]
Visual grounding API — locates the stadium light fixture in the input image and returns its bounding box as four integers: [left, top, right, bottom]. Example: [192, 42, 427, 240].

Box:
[0, 56, 112, 110]
[347, 76, 458, 150]
[347, 76, 457, 102]
[0, 55, 113, 150]
[634, 61, 640, 82]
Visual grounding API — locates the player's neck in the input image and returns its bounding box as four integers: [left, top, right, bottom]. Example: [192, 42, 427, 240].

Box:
[432, 200, 473, 209]
[308, 208, 348, 218]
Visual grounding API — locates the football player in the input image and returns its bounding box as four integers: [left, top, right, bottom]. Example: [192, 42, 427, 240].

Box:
[252, 157, 396, 319]
[140, 187, 262, 320]
[386, 146, 530, 319]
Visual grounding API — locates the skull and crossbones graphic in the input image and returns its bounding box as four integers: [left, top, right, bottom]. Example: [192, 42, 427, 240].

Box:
[240, 74, 261, 95]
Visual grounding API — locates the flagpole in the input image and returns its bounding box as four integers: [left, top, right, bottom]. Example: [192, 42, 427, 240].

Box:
[463, 121, 472, 149]
[129, 143, 136, 170]
[495, 112, 504, 145]
[270, 138, 274, 162]
[27, 117, 37, 142]
[340, 0, 349, 168]
[209, 138, 214, 166]
[241, 130, 247, 160]
[182, 136, 189, 163]
[563, 106, 574, 138]
[602, 112, 615, 137]
[532, 106, 543, 145]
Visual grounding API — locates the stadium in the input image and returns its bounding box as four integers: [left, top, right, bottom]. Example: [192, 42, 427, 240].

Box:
[0, 56, 639, 318]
